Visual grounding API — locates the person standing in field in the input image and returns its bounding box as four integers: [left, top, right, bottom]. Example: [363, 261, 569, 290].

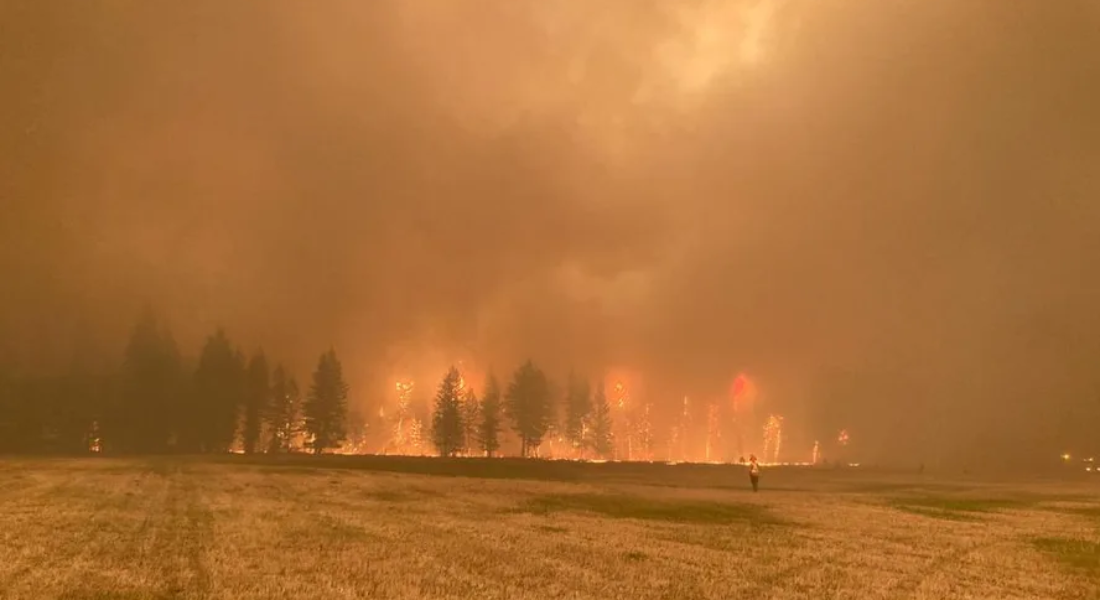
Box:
[748, 454, 760, 492]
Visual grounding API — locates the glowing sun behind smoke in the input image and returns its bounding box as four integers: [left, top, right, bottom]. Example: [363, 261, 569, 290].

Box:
[657, 0, 782, 96]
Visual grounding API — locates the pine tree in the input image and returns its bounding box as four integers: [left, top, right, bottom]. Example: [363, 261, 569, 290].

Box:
[115, 311, 182, 453]
[189, 328, 244, 453]
[461, 386, 480, 455]
[564, 372, 591, 452]
[590, 382, 614, 458]
[303, 349, 349, 454]
[431, 367, 465, 457]
[266, 365, 301, 453]
[242, 351, 270, 454]
[478, 373, 503, 457]
[504, 360, 552, 458]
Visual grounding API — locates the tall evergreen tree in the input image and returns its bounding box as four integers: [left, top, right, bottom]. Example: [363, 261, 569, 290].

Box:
[564, 372, 592, 451]
[589, 382, 614, 458]
[478, 373, 503, 457]
[242, 351, 270, 454]
[114, 311, 182, 453]
[431, 367, 465, 457]
[266, 365, 301, 453]
[188, 328, 244, 453]
[461, 386, 480, 455]
[303, 349, 349, 454]
[504, 360, 552, 458]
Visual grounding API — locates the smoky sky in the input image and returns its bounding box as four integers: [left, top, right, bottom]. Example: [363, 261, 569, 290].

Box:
[3, 1, 1099, 465]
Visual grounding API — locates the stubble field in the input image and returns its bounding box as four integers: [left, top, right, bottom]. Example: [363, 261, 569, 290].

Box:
[0, 456, 1097, 600]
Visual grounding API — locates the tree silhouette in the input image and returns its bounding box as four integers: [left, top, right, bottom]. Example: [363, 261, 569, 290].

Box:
[478, 373, 503, 457]
[266, 364, 301, 452]
[461, 386, 480, 455]
[589, 382, 614, 458]
[189, 329, 244, 453]
[431, 367, 465, 457]
[114, 311, 182, 453]
[303, 349, 348, 454]
[242, 351, 270, 454]
[505, 360, 552, 458]
[564, 372, 591, 452]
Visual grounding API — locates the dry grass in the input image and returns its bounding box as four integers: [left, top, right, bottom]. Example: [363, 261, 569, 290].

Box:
[0, 457, 1097, 600]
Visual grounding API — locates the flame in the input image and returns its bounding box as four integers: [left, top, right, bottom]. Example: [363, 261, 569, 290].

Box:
[705, 403, 721, 462]
[838, 429, 850, 446]
[762, 414, 783, 463]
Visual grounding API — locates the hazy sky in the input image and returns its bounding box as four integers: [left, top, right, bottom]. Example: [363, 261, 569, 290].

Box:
[3, 1, 1099, 465]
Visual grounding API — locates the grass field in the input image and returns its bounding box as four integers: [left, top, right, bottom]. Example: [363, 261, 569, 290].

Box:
[0, 457, 1097, 600]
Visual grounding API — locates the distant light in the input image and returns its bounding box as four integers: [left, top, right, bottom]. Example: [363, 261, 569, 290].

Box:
[1085, 457, 1095, 463]
[1087, 467, 1094, 472]
[1061, 453, 1072, 461]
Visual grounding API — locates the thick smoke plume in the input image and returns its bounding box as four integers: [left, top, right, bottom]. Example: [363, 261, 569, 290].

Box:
[2, 1, 1098, 467]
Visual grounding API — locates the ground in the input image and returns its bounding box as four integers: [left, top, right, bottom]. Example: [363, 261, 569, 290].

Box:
[0, 457, 1097, 600]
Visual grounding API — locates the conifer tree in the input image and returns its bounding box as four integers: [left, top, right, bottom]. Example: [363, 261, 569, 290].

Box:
[504, 360, 552, 458]
[115, 311, 182, 453]
[461, 386, 480, 455]
[189, 328, 244, 453]
[242, 351, 270, 454]
[590, 382, 614, 458]
[478, 373, 503, 457]
[431, 367, 465, 457]
[303, 349, 349, 454]
[266, 365, 301, 453]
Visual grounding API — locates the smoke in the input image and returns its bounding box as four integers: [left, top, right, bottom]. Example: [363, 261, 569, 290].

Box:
[3, 1, 1099, 465]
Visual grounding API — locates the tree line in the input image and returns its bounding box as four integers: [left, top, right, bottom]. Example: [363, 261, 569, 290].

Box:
[1, 312, 623, 459]
[429, 362, 615, 459]
[0, 312, 349, 455]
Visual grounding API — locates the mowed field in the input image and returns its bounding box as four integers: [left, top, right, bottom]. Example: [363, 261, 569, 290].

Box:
[1, 457, 1097, 600]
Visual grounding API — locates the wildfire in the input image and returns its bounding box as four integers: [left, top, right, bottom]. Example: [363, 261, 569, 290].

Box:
[705, 403, 721, 462]
[762, 414, 783, 463]
[611, 379, 632, 460]
[613, 381, 627, 410]
[678, 396, 691, 461]
[87, 420, 102, 453]
[812, 440, 820, 465]
[838, 429, 850, 446]
[388, 379, 416, 454]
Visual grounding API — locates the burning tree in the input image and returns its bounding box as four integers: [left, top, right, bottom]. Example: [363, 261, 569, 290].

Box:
[636, 402, 654, 461]
[678, 396, 692, 462]
[431, 366, 465, 457]
[705, 403, 721, 462]
[588, 382, 614, 458]
[762, 414, 784, 463]
[390, 379, 415, 453]
[612, 380, 634, 460]
[266, 365, 302, 453]
[407, 417, 425, 454]
[303, 349, 349, 454]
[564, 373, 592, 454]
